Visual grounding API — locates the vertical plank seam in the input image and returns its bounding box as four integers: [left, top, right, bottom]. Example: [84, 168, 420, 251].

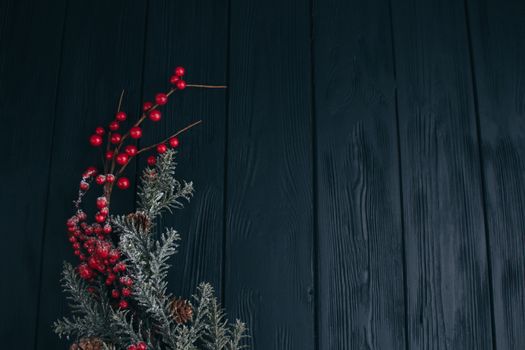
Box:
[133, 0, 151, 206]
[32, 0, 70, 348]
[387, 1, 410, 349]
[308, 0, 320, 348]
[463, 0, 498, 348]
[221, 0, 232, 307]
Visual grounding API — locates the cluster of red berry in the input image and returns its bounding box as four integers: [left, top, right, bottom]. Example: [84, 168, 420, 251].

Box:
[127, 341, 148, 350]
[68, 67, 189, 309]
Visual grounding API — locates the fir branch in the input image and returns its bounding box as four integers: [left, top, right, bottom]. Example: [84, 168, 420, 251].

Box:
[137, 149, 194, 219]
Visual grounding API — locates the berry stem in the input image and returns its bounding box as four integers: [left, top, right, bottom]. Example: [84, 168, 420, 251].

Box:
[186, 84, 227, 89]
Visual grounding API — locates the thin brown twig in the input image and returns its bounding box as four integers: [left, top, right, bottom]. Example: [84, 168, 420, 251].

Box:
[186, 84, 227, 89]
[115, 120, 203, 176]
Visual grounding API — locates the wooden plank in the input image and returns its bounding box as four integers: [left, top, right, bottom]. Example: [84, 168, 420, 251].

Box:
[139, 0, 229, 298]
[466, 0, 525, 348]
[34, 1, 147, 348]
[0, 0, 66, 348]
[390, 0, 494, 348]
[312, 0, 406, 348]
[225, 0, 315, 348]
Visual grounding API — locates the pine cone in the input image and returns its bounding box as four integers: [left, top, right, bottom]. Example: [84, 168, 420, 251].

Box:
[127, 211, 152, 233]
[170, 298, 193, 324]
[69, 337, 104, 350]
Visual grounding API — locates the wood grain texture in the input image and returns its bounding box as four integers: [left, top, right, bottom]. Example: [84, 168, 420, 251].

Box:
[0, 0, 66, 347]
[467, 0, 525, 348]
[139, 0, 229, 298]
[34, 1, 147, 348]
[312, 0, 406, 348]
[390, 0, 494, 348]
[225, 0, 315, 348]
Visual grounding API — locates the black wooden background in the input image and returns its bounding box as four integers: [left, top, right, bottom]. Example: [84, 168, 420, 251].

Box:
[1, 0, 524, 349]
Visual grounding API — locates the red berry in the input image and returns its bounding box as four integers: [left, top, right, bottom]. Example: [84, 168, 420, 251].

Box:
[125, 145, 138, 156]
[117, 177, 130, 190]
[105, 150, 114, 160]
[121, 287, 131, 297]
[119, 300, 128, 309]
[155, 93, 168, 105]
[95, 127, 105, 135]
[95, 213, 106, 223]
[169, 137, 179, 148]
[106, 174, 115, 183]
[143, 101, 153, 111]
[89, 134, 103, 147]
[109, 121, 119, 131]
[137, 342, 147, 350]
[80, 181, 89, 191]
[100, 207, 109, 216]
[96, 175, 106, 185]
[116, 111, 127, 122]
[85, 166, 97, 176]
[78, 264, 93, 279]
[147, 156, 156, 166]
[175, 66, 185, 76]
[130, 127, 142, 139]
[169, 74, 180, 84]
[111, 133, 122, 144]
[116, 153, 129, 165]
[111, 289, 120, 299]
[96, 197, 108, 209]
[103, 224, 112, 234]
[127, 345, 137, 350]
[176, 80, 186, 90]
[157, 144, 167, 154]
[96, 243, 110, 259]
[149, 109, 161, 122]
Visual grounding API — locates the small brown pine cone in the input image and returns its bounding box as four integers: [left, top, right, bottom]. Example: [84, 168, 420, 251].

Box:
[127, 211, 152, 233]
[170, 298, 193, 324]
[70, 337, 104, 350]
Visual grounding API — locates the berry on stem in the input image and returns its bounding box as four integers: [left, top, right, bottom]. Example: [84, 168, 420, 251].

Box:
[105, 150, 114, 160]
[130, 127, 142, 139]
[110, 133, 122, 144]
[96, 175, 106, 185]
[80, 181, 89, 191]
[125, 145, 138, 156]
[95, 127, 105, 135]
[111, 289, 120, 299]
[143, 101, 153, 111]
[117, 177, 130, 190]
[96, 197, 108, 209]
[147, 156, 156, 166]
[106, 174, 115, 183]
[116, 111, 127, 122]
[149, 109, 161, 122]
[157, 144, 167, 154]
[109, 121, 119, 131]
[116, 153, 129, 165]
[169, 74, 179, 84]
[119, 300, 128, 309]
[176, 80, 186, 90]
[155, 93, 168, 105]
[89, 135, 103, 147]
[175, 66, 185, 76]
[169, 137, 179, 148]
[137, 342, 148, 350]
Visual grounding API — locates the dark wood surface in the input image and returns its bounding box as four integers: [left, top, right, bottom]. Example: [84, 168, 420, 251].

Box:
[390, 0, 494, 348]
[467, 0, 525, 348]
[0, 0, 524, 349]
[0, 0, 66, 348]
[313, 0, 406, 348]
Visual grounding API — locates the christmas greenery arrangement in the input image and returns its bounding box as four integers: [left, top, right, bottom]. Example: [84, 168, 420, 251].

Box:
[53, 67, 247, 350]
